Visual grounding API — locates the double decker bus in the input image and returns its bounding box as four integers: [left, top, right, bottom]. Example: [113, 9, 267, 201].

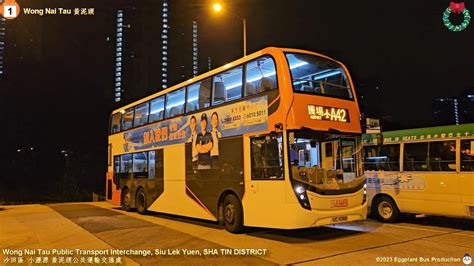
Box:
[106, 47, 367, 233]
[363, 124, 474, 222]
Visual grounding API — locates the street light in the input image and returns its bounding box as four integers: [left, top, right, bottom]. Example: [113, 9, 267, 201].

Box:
[212, 3, 222, 12]
[212, 3, 247, 56]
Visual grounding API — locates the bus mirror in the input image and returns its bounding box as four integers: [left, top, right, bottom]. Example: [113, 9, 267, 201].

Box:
[376, 134, 384, 146]
[289, 132, 295, 144]
[310, 140, 317, 148]
[274, 123, 283, 132]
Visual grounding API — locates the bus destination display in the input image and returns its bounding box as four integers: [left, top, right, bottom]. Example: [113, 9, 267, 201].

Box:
[307, 105, 349, 122]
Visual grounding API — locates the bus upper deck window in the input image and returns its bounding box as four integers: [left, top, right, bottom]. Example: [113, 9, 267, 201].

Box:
[150, 97, 165, 123]
[186, 78, 211, 112]
[110, 113, 121, 133]
[122, 108, 134, 131]
[213, 65, 243, 105]
[165, 88, 185, 118]
[285, 53, 352, 100]
[245, 56, 277, 96]
[133, 102, 149, 127]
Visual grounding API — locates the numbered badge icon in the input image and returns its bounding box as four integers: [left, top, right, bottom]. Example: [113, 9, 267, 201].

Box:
[4, 5, 17, 18]
[0, 0, 20, 20]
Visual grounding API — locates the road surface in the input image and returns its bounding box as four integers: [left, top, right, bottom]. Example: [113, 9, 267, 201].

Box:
[1, 202, 473, 265]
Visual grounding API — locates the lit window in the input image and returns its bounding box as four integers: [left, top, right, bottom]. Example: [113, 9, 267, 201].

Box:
[285, 53, 352, 100]
[149, 97, 165, 123]
[121, 108, 134, 130]
[110, 113, 121, 133]
[165, 88, 185, 118]
[134, 102, 149, 127]
[186, 78, 211, 112]
[245, 56, 277, 96]
[213, 65, 243, 104]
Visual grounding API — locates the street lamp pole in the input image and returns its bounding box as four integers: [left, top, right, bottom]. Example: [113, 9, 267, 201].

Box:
[243, 17, 246, 56]
[212, 3, 247, 57]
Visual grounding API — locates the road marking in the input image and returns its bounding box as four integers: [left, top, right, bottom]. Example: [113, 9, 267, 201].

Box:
[363, 220, 451, 233]
[453, 232, 474, 238]
[291, 230, 460, 265]
[421, 238, 474, 249]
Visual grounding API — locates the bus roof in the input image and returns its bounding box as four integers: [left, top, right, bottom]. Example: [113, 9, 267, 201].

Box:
[111, 47, 344, 115]
[363, 123, 474, 144]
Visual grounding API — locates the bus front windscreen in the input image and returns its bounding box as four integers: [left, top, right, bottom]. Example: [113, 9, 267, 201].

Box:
[288, 131, 364, 194]
[286, 53, 353, 100]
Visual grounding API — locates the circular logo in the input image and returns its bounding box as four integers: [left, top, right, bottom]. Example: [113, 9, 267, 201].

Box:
[442, 2, 471, 32]
[464, 253, 472, 265]
[0, 0, 21, 20]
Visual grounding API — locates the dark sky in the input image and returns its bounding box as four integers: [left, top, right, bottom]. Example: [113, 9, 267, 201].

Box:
[1, 0, 474, 157]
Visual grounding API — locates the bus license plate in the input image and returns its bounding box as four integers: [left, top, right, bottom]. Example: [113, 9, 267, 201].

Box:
[332, 216, 348, 223]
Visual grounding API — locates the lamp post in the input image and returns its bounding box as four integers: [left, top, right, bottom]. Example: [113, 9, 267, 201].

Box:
[212, 3, 247, 56]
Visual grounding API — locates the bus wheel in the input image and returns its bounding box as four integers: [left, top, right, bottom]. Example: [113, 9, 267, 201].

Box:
[223, 194, 244, 233]
[373, 196, 399, 223]
[121, 188, 132, 212]
[136, 188, 147, 215]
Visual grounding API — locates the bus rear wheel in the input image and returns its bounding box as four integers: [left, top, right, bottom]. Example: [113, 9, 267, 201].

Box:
[223, 194, 244, 233]
[136, 188, 147, 215]
[373, 195, 400, 223]
[121, 188, 132, 212]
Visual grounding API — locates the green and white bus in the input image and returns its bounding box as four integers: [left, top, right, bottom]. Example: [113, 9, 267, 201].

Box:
[363, 124, 474, 222]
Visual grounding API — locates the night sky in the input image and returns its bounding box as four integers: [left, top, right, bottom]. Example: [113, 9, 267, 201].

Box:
[0, 0, 473, 200]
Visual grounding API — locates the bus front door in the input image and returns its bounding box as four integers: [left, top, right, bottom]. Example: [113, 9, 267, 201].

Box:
[243, 134, 287, 228]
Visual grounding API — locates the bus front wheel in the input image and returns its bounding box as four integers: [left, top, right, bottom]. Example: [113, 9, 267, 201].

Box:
[373, 195, 400, 223]
[223, 194, 244, 233]
[121, 188, 132, 212]
[136, 188, 147, 215]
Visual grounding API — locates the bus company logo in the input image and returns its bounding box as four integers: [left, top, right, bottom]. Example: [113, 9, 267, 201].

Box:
[397, 173, 412, 183]
[464, 253, 472, 265]
[330, 199, 348, 208]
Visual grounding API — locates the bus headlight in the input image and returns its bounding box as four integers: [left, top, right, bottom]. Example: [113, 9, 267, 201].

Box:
[292, 183, 311, 210]
[295, 186, 305, 194]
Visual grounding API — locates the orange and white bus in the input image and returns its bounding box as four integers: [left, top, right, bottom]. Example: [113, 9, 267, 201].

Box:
[106, 47, 367, 233]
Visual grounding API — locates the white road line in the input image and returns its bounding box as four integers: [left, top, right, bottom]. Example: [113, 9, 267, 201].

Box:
[453, 232, 474, 238]
[363, 221, 453, 233]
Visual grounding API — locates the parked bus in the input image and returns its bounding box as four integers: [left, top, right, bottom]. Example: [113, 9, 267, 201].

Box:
[363, 124, 474, 222]
[106, 47, 367, 233]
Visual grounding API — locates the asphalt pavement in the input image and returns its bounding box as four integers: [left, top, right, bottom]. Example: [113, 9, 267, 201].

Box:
[1, 202, 473, 265]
